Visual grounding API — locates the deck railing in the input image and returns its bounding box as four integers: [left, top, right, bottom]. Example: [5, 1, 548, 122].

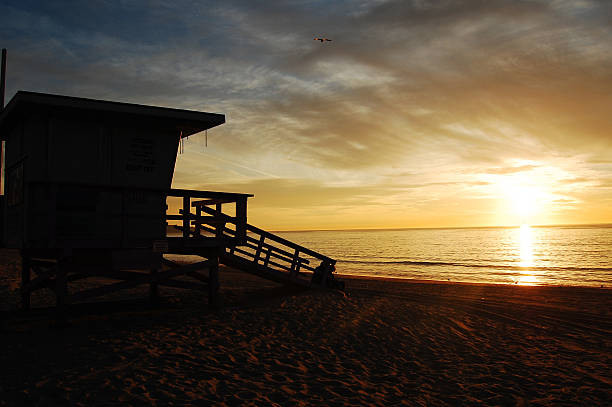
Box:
[167, 188, 250, 246]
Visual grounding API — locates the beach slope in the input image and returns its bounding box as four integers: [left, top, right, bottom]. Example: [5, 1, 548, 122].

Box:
[1, 259, 611, 406]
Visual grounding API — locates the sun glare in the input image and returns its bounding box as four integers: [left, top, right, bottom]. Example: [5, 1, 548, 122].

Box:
[511, 187, 537, 218]
[496, 174, 549, 225]
[507, 185, 541, 219]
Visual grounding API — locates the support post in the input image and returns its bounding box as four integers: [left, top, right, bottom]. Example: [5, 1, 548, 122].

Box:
[121, 190, 127, 247]
[235, 197, 247, 244]
[194, 206, 202, 236]
[320, 261, 330, 288]
[215, 203, 222, 238]
[55, 251, 70, 326]
[48, 184, 58, 248]
[255, 234, 265, 264]
[264, 249, 271, 268]
[150, 252, 163, 303]
[216, 222, 225, 240]
[182, 195, 190, 238]
[20, 250, 31, 311]
[290, 249, 300, 277]
[1, 48, 6, 109]
[208, 254, 220, 307]
[149, 267, 159, 304]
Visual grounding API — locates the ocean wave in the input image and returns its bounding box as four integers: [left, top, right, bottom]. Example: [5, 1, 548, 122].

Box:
[338, 259, 612, 272]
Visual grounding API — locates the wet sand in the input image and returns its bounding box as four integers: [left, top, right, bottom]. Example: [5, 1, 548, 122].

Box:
[1, 249, 611, 406]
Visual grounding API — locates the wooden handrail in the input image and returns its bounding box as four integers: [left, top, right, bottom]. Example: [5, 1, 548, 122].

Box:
[168, 188, 252, 200]
[195, 204, 335, 264]
[189, 201, 336, 284]
[214, 227, 311, 265]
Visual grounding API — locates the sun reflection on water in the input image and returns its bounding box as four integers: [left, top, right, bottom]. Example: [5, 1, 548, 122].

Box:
[519, 224, 533, 267]
[517, 224, 538, 285]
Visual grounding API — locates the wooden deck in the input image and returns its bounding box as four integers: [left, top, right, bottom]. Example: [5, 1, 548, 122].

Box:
[18, 184, 250, 322]
[23, 181, 251, 250]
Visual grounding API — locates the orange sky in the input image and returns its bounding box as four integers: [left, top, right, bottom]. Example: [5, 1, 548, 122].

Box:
[3, 0, 611, 230]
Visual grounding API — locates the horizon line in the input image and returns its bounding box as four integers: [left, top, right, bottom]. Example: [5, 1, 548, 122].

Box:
[270, 222, 612, 234]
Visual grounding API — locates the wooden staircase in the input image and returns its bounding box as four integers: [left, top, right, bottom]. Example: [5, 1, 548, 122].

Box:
[179, 201, 338, 288]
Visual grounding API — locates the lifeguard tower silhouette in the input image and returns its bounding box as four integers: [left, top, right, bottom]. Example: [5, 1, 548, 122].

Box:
[0, 90, 337, 321]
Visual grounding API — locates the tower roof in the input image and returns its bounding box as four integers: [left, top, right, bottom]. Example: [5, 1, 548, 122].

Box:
[0, 91, 225, 139]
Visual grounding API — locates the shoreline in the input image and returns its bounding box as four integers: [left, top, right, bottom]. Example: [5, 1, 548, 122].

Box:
[163, 250, 612, 289]
[337, 273, 612, 289]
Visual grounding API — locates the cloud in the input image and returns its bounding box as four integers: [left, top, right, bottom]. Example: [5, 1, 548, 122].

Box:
[1, 0, 611, 227]
[558, 176, 592, 185]
[166, 0, 612, 174]
[187, 177, 399, 209]
[485, 165, 539, 175]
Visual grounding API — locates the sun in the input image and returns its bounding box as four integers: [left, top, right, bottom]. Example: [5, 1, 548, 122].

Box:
[498, 179, 547, 225]
[509, 186, 538, 218]
[487, 162, 558, 226]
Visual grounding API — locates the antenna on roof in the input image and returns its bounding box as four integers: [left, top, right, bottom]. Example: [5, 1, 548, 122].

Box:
[1, 49, 7, 110]
[1, 48, 5, 196]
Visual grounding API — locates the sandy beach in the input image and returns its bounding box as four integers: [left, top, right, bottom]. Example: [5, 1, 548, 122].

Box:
[1, 249, 611, 406]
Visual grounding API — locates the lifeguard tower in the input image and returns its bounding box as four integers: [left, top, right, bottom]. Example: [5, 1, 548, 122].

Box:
[0, 91, 337, 320]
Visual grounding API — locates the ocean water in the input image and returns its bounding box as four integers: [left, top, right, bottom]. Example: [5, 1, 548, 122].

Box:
[276, 225, 612, 287]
